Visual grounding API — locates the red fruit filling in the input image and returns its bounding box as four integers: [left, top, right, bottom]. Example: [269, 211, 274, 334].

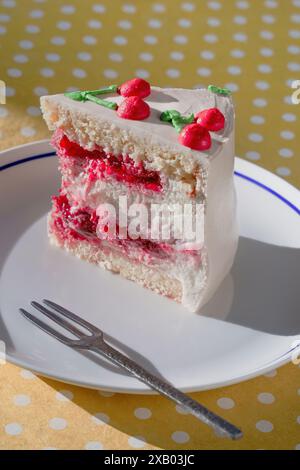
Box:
[52, 130, 162, 192]
[118, 78, 151, 99]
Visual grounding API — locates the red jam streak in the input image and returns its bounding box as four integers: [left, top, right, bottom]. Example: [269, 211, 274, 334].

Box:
[52, 194, 188, 261]
[52, 130, 162, 192]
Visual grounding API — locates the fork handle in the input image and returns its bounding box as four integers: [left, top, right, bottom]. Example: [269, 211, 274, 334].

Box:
[91, 342, 242, 440]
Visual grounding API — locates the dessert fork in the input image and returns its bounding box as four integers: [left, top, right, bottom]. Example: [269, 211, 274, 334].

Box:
[20, 300, 243, 440]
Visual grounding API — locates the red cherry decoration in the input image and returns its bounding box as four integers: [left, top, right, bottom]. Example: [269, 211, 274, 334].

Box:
[119, 78, 151, 99]
[117, 96, 151, 121]
[195, 107, 225, 132]
[179, 123, 212, 151]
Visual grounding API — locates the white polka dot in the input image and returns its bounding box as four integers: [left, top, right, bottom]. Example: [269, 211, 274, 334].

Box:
[217, 397, 235, 409]
[265, 0, 278, 7]
[227, 65, 242, 75]
[152, 3, 166, 13]
[122, 4, 136, 13]
[261, 14, 276, 23]
[6, 86, 15, 96]
[103, 69, 118, 79]
[55, 390, 74, 402]
[148, 19, 162, 28]
[14, 53, 29, 64]
[27, 106, 41, 116]
[225, 82, 239, 92]
[170, 51, 185, 61]
[83, 35, 97, 45]
[297, 388, 300, 396]
[203, 33, 218, 43]
[291, 14, 300, 23]
[19, 39, 34, 49]
[260, 30, 274, 39]
[234, 15, 247, 24]
[293, 0, 300, 6]
[260, 47, 274, 57]
[91, 413, 110, 425]
[5, 423, 22, 436]
[128, 436, 146, 448]
[281, 130, 295, 140]
[108, 52, 123, 62]
[72, 68, 86, 78]
[249, 133, 263, 142]
[134, 407, 152, 420]
[118, 19, 132, 30]
[26, 24, 40, 33]
[29, 9, 44, 18]
[276, 166, 291, 177]
[255, 80, 270, 90]
[40, 67, 55, 77]
[144, 35, 157, 44]
[256, 420, 274, 432]
[288, 45, 300, 55]
[56, 21, 71, 30]
[7, 68, 22, 77]
[139, 52, 153, 62]
[49, 418, 67, 430]
[166, 68, 181, 78]
[251, 115, 265, 124]
[13, 394, 31, 406]
[207, 17, 221, 27]
[289, 30, 300, 39]
[288, 62, 300, 72]
[2, 0, 16, 7]
[50, 36, 65, 46]
[175, 404, 190, 415]
[0, 106, 8, 117]
[0, 25, 6, 34]
[279, 148, 294, 158]
[21, 126, 36, 137]
[253, 98, 268, 107]
[197, 67, 212, 76]
[85, 441, 104, 450]
[77, 52, 92, 61]
[208, 1, 222, 10]
[92, 4, 106, 13]
[245, 151, 261, 160]
[258, 64, 272, 73]
[0, 13, 10, 21]
[34, 86, 48, 96]
[135, 69, 150, 79]
[233, 32, 248, 41]
[60, 5, 76, 14]
[258, 393, 275, 404]
[201, 50, 215, 60]
[88, 19, 102, 29]
[297, 416, 300, 424]
[230, 48, 245, 58]
[113, 35, 127, 45]
[45, 53, 61, 62]
[181, 2, 195, 12]
[295, 444, 300, 450]
[173, 34, 188, 44]
[264, 369, 277, 377]
[178, 18, 191, 28]
[97, 391, 115, 397]
[172, 431, 190, 443]
[282, 113, 296, 122]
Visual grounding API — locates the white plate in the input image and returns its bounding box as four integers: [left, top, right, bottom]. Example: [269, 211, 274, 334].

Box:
[0, 141, 300, 394]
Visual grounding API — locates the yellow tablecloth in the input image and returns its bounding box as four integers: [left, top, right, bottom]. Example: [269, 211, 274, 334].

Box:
[0, 0, 299, 450]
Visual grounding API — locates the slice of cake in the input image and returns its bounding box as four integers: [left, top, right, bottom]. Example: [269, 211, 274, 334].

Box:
[40, 79, 238, 312]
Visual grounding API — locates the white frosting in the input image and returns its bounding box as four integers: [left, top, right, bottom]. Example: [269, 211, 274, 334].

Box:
[41, 86, 238, 312]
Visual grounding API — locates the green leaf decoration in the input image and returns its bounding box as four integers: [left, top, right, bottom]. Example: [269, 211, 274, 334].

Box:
[160, 109, 194, 133]
[208, 85, 232, 97]
[64, 85, 118, 109]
